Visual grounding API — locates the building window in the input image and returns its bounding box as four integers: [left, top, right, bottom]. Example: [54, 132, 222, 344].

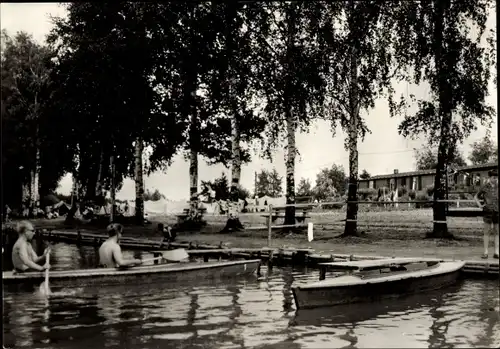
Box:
[401, 177, 406, 187]
[417, 176, 422, 191]
[369, 180, 374, 189]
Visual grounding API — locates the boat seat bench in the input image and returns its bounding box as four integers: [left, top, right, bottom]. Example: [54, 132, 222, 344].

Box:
[317, 257, 443, 280]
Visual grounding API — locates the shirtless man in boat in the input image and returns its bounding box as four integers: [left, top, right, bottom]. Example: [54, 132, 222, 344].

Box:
[98, 223, 143, 268]
[12, 220, 50, 273]
[475, 168, 499, 259]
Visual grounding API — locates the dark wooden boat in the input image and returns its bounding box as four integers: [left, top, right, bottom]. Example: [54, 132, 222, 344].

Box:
[290, 282, 465, 326]
[3, 259, 260, 288]
[292, 258, 465, 309]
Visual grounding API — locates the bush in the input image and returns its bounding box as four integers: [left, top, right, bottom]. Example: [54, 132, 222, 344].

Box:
[357, 188, 377, 200]
[398, 194, 409, 202]
[408, 190, 416, 200]
[415, 192, 432, 208]
[398, 186, 408, 197]
[426, 185, 434, 197]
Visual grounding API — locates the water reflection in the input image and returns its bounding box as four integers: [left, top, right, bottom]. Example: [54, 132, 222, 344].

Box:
[2, 243, 500, 348]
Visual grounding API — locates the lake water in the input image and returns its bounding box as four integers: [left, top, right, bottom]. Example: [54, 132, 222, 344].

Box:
[2, 243, 500, 349]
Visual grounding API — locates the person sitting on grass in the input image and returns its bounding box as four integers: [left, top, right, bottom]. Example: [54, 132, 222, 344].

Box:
[12, 220, 51, 273]
[157, 223, 176, 242]
[474, 169, 499, 259]
[98, 223, 143, 268]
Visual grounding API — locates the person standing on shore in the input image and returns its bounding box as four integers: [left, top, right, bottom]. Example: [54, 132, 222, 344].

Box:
[11, 220, 51, 272]
[474, 169, 499, 259]
[98, 223, 143, 268]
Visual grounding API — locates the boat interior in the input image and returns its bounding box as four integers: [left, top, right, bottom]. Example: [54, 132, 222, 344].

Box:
[321, 258, 444, 280]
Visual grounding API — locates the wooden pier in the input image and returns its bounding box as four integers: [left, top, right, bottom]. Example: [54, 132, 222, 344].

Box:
[28, 229, 500, 279]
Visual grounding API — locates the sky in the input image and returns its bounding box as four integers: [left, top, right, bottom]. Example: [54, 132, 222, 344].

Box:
[1, 3, 497, 201]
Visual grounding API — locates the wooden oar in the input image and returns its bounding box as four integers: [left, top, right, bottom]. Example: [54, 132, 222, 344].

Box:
[44, 253, 50, 294]
[140, 249, 189, 264]
[39, 252, 51, 296]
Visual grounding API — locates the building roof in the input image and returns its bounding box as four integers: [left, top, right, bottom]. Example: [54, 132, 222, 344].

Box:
[359, 163, 497, 181]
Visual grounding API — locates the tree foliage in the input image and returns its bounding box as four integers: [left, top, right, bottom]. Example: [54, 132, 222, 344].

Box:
[415, 147, 467, 170]
[468, 130, 498, 165]
[143, 189, 165, 202]
[313, 164, 347, 201]
[255, 169, 283, 198]
[1, 30, 73, 209]
[390, 0, 496, 237]
[296, 178, 314, 198]
[202, 173, 250, 201]
[359, 169, 371, 180]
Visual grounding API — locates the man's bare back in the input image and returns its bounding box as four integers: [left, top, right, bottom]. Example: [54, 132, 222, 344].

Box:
[98, 223, 142, 268]
[98, 240, 121, 268]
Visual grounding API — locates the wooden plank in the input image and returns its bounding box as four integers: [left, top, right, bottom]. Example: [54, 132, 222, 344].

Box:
[260, 215, 311, 218]
[446, 209, 483, 217]
[150, 248, 274, 254]
[318, 257, 442, 271]
[270, 223, 309, 229]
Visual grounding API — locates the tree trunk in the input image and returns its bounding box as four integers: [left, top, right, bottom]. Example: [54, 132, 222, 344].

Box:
[284, 110, 297, 228]
[95, 149, 104, 198]
[221, 111, 245, 233]
[65, 171, 79, 224]
[134, 138, 145, 224]
[188, 83, 200, 223]
[21, 183, 30, 213]
[428, 0, 453, 239]
[220, 5, 244, 233]
[110, 155, 116, 223]
[189, 132, 198, 201]
[28, 146, 40, 218]
[342, 0, 361, 237]
[283, 5, 297, 232]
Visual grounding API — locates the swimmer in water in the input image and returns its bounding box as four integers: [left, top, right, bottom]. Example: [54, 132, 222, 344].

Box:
[98, 223, 143, 268]
[12, 220, 50, 273]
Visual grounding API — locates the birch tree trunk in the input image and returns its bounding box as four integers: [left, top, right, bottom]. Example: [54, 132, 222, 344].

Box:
[429, 0, 452, 238]
[283, 5, 297, 231]
[284, 111, 297, 228]
[343, 0, 361, 237]
[221, 110, 245, 232]
[21, 183, 30, 213]
[134, 138, 145, 224]
[29, 139, 40, 217]
[65, 170, 79, 224]
[95, 150, 104, 198]
[110, 155, 116, 223]
[188, 85, 200, 220]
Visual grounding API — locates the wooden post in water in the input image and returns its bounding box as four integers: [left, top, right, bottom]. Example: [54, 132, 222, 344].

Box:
[267, 204, 273, 247]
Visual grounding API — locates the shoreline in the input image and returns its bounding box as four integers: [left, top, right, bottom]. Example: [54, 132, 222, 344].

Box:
[6, 213, 493, 262]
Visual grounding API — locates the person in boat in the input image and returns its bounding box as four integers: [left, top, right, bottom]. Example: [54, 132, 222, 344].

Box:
[12, 220, 51, 273]
[474, 168, 499, 259]
[98, 223, 143, 268]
